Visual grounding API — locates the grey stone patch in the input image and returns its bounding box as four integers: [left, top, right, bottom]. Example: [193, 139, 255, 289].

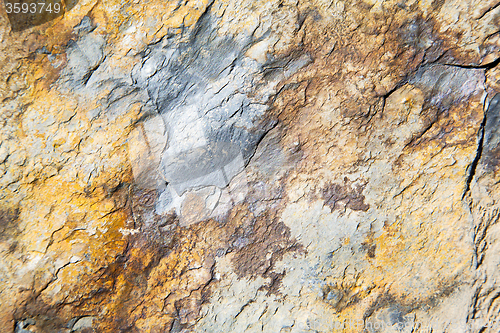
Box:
[410, 64, 484, 108]
[73, 16, 95, 35]
[59, 33, 106, 88]
[131, 12, 310, 170]
[124, 11, 310, 226]
[15, 319, 36, 333]
[484, 94, 500, 150]
[161, 141, 245, 194]
[57, 29, 147, 123]
[70, 316, 95, 331]
[364, 306, 415, 333]
[155, 188, 174, 215]
[481, 93, 500, 171]
[155, 170, 248, 227]
[127, 115, 168, 190]
[36, 46, 51, 55]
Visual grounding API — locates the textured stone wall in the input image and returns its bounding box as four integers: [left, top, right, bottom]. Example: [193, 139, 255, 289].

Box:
[0, 0, 499, 332]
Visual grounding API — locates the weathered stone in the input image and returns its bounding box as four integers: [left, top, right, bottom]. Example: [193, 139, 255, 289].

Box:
[0, 0, 499, 332]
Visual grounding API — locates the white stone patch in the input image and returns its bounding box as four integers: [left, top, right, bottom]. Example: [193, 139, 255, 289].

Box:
[118, 228, 141, 236]
[245, 38, 272, 63]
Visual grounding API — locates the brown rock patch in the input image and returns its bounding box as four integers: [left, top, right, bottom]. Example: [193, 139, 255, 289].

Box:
[322, 177, 370, 212]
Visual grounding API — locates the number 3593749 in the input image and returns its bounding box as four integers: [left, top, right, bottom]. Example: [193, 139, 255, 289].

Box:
[5, 2, 62, 14]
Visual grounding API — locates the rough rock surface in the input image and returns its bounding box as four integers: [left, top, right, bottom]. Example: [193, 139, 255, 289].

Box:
[0, 0, 499, 332]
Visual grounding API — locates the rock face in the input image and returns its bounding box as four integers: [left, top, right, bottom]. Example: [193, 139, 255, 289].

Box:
[0, 0, 499, 332]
